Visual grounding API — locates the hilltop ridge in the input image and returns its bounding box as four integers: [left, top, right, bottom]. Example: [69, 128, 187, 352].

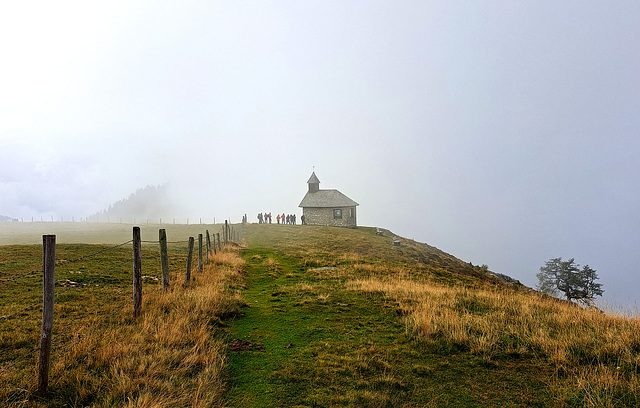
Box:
[244, 223, 523, 288]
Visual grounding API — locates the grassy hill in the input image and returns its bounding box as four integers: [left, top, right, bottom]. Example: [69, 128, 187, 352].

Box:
[230, 224, 639, 407]
[1, 223, 639, 407]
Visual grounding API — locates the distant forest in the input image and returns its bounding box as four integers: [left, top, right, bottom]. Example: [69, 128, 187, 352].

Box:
[87, 185, 174, 223]
[0, 214, 16, 222]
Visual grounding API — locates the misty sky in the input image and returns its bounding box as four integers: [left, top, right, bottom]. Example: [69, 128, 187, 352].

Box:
[1, 1, 639, 311]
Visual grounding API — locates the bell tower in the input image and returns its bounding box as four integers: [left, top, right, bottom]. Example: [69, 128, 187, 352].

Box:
[307, 171, 320, 193]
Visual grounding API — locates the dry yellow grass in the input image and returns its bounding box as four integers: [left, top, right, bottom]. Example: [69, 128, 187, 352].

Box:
[348, 273, 640, 405]
[92, 249, 244, 407]
[6, 248, 246, 408]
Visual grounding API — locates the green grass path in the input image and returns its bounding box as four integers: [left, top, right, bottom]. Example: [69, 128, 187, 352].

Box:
[224, 247, 552, 407]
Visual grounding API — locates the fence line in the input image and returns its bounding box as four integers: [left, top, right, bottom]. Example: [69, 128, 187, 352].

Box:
[52, 286, 128, 340]
[0, 299, 43, 322]
[47, 297, 129, 393]
[142, 286, 164, 296]
[53, 258, 133, 300]
[5, 369, 38, 405]
[0, 344, 40, 376]
[56, 240, 133, 267]
[0, 220, 244, 402]
[50, 295, 129, 364]
[0, 269, 41, 284]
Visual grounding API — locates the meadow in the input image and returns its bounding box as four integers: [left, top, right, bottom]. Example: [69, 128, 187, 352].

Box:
[0, 221, 227, 246]
[1, 223, 243, 407]
[1, 222, 639, 407]
[230, 224, 640, 407]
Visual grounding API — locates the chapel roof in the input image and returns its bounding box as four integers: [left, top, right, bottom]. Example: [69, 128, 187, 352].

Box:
[299, 189, 359, 208]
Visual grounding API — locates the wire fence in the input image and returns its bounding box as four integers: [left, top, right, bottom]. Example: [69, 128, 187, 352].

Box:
[56, 240, 133, 267]
[0, 269, 41, 284]
[0, 220, 244, 405]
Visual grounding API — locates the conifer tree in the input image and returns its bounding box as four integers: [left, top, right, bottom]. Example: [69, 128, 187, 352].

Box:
[536, 257, 603, 305]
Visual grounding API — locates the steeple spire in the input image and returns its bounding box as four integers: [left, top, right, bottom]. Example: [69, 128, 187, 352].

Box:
[307, 171, 320, 193]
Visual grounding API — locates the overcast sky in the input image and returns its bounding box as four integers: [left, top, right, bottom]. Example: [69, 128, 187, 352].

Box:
[1, 1, 638, 311]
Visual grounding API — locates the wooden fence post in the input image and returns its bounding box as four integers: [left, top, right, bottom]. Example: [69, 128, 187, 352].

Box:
[212, 233, 217, 255]
[198, 234, 203, 273]
[206, 230, 212, 262]
[37, 234, 56, 396]
[133, 227, 142, 317]
[217, 233, 221, 251]
[185, 237, 194, 282]
[159, 229, 169, 290]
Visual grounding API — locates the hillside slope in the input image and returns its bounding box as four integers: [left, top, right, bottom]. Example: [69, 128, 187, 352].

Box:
[226, 224, 639, 407]
[1, 223, 637, 407]
[243, 223, 522, 287]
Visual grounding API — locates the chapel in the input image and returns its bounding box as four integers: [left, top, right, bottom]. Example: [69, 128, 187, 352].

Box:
[298, 172, 359, 228]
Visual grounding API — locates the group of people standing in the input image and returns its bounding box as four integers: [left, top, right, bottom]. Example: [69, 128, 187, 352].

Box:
[257, 212, 271, 224]
[278, 213, 297, 225]
[257, 212, 300, 225]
